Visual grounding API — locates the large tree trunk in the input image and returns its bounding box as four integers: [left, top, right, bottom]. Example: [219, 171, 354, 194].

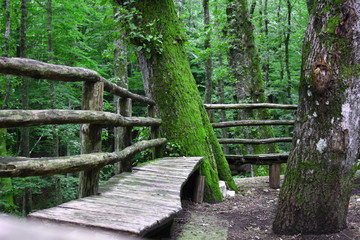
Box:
[116, 0, 237, 202]
[226, 0, 278, 155]
[273, 0, 360, 234]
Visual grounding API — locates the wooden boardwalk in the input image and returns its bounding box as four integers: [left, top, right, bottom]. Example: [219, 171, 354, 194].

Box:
[28, 157, 203, 237]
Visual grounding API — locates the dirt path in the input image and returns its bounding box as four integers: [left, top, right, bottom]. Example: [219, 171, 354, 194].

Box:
[171, 176, 360, 240]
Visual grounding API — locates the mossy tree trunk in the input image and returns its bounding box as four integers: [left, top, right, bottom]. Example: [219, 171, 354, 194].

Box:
[226, 0, 278, 155]
[115, 0, 237, 202]
[273, 0, 360, 234]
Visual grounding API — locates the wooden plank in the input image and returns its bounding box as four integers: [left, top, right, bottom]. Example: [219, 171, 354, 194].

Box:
[70, 197, 181, 213]
[29, 208, 143, 234]
[204, 103, 298, 110]
[212, 120, 295, 128]
[59, 201, 176, 219]
[218, 137, 293, 144]
[28, 157, 204, 237]
[226, 154, 288, 165]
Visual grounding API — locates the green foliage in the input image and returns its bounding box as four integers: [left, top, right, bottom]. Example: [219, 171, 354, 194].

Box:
[164, 142, 184, 157]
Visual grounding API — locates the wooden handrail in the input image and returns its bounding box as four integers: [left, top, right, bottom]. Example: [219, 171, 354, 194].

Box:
[212, 119, 295, 128]
[0, 57, 154, 105]
[0, 110, 161, 128]
[0, 139, 167, 177]
[218, 137, 292, 144]
[204, 103, 298, 110]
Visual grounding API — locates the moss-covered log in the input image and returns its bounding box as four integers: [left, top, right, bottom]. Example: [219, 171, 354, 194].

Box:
[273, 0, 360, 234]
[116, 0, 237, 202]
[0, 138, 167, 177]
[0, 110, 161, 128]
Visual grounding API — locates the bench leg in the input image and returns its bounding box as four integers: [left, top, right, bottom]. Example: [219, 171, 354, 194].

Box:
[269, 164, 281, 189]
[193, 175, 205, 204]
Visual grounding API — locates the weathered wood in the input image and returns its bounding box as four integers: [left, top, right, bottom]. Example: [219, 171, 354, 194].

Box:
[101, 78, 155, 105]
[78, 81, 103, 198]
[193, 175, 205, 204]
[212, 120, 295, 128]
[0, 110, 161, 128]
[218, 137, 293, 144]
[0, 57, 155, 105]
[120, 98, 132, 172]
[0, 57, 101, 82]
[0, 216, 134, 240]
[0, 138, 167, 177]
[29, 157, 203, 237]
[204, 103, 298, 110]
[269, 164, 281, 189]
[148, 105, 162, 159]
[226, 153, 289, 165]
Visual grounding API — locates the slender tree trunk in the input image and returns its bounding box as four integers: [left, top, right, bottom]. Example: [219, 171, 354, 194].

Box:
[113, 5, 128, 174]
[2, 0, 11, 110]
[0, 0, 14, 213]
[284, 0, 292, 103]
[203, 0, 212, 105]
[273, 0, 360, 234]
[46, 0, 59, 157]
[217, 56, 229, 155]
[116, 0, 237, 202]
[20, 0, 29, 157]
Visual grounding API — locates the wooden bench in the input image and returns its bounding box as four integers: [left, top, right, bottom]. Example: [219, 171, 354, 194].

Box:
[28, 157, 204, 237]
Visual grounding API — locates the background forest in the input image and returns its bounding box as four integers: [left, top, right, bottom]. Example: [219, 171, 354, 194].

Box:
[0, 0, 308, 214]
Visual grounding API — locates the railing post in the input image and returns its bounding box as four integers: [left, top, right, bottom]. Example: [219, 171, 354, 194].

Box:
[147, 105, 162, 159]
[269, 163, 281, 189]
[78, 81, 103, 198]
[119, 97, 132, 172]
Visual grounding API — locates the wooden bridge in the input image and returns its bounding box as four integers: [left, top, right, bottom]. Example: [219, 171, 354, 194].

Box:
[0, 57, 296, 238]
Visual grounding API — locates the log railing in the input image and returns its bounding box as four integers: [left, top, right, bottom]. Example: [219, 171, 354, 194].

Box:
[205, 103, 297, 188]
[0, 57, 165, 198]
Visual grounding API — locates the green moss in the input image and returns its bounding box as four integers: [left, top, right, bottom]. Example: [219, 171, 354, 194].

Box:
[131, 0, 237, 202]
[325, 16, 341, 34]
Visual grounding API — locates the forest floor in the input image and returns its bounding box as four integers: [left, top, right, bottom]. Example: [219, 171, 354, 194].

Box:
[170, 174, 360, 240]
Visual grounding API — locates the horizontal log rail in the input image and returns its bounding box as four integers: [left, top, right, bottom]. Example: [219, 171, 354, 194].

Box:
[204, 103, 298, 110]
[225, 153, 289, 165]
[0, 110, 161, 128]
[0, 138, 167, 177]
[218, 137, 292, 144]
[0, 57, 154, 105]
[212, 120, 295, 128]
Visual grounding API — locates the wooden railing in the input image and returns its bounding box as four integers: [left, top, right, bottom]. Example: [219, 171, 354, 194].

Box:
[0, 57, 166, 197]
[205, 103, 297, 188]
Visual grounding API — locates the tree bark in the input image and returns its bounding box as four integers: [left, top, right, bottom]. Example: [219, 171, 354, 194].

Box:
[226, 0, 278, 155]
[284, 0, 292, 103]
[113, 4, 129, 174]
[20, 0, 29, 157]
[273, 0, 360, 234]
[116, 0, 237, 202]
[203, 0, 213, 105]
[2, 0, 11, 110]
